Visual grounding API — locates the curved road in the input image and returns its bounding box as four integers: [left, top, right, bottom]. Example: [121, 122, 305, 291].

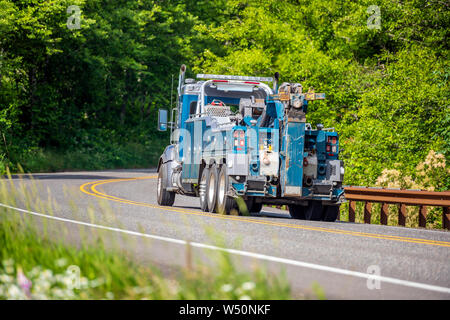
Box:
[4, 169, 450, 299]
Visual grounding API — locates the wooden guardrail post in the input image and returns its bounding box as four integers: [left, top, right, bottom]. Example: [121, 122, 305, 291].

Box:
[349, 200, 356, 223]
[398, 204, 407, 226]
[444, 207, 450, 230]
[344, 187, 450, 229]
[380, 203, 389, 225]
[364, 202, 372, 224]
[419, 206, 427, 228]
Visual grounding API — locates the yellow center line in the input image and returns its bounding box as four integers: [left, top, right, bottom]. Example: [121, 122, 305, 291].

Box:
[79, 177, 450, 248]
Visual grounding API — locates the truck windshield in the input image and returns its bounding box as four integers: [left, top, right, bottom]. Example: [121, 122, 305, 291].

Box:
[204, 83, 267, 106]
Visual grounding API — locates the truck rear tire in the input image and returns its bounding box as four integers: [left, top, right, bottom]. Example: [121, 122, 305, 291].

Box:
[247, 198, 263, 213]
[251, 202, 263, 213]
[199, 167, 209, 212]
[216, 165, 236, 214]
[322, 205, 339, 222]
[289, 201, 323, 220]
[157, 163, 175, 206]
[206, 164, 219, 213]
[288, 204, 306, 219]
[304, 201, 323, 221]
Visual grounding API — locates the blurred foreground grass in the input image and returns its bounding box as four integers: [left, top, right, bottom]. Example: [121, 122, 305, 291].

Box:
[0, 173, 292, 300]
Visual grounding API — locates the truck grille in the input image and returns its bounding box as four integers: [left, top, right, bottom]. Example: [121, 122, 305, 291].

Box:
[205, 105, 233, 117]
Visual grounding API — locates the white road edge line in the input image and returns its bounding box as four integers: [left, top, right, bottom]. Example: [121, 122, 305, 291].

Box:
[1, 202, 450, 295]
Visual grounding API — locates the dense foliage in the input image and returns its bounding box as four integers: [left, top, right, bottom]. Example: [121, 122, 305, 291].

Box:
[0, 0, 448, 189]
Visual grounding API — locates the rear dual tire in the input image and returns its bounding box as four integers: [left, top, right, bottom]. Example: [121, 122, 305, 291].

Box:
[216, 165, 236, 214]
[322, 205, 340, 222]
[201, 165, 262, 216]
[201, 164, 236, 214]
[245, 198, 263, 214]
[206, 165, 219, 213]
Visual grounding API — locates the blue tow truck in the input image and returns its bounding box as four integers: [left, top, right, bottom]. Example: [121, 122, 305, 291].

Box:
[156, 65, 344, 221]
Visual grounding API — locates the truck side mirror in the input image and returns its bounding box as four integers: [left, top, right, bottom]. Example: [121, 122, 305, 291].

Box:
[157, 109, 168, 131]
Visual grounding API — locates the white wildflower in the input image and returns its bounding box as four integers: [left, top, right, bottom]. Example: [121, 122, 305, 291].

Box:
[220, 284, 233, 293]
[105, 292, 114, 300]
[89, 278, 105, 288]
[2, 259, 14, 267]
[55, 258, 68, 268]
[40, 269, 53, 281]
[28, 266, 43, 278]
[79, 277, 89, 289]
[61, 289, 75, 299]
[34, 282, 50, 293]
[33, 292, 49, 300]
[241, 281, 256, 291]
[7, 284, 26, 299]
[62, 276, 75, 288]
[4, 265, 14, 275]
[0, 274, 13, 283]
[51, 288, 65, 298]
[54, 274, 64, 283]
[132, 286, 152, 295]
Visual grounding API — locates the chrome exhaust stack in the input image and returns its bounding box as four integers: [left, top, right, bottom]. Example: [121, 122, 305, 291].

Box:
[273, 72, 280, 93]
[177, 64, 186, 96]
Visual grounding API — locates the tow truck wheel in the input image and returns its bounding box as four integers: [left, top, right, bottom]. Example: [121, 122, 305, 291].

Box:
[288, 204, 306, 219]
[322, 205, 339, 222]
[199, 167, 209, 212]
[216, 165, 235, 214]
[247, 198, 263, 213]
[206, 164, 219, 213]
[157, 163, 175, 206]
[304, 201, 323, 221]
[243, 198, 254, 215]
[253, 202, 263, 213]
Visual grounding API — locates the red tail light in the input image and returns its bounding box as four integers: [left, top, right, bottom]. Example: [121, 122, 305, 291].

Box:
[328, 136, 337, 144]
[233, 130, 245, 150]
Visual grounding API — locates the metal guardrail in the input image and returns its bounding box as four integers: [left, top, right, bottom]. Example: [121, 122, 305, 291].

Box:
[343, 187, 450, 230]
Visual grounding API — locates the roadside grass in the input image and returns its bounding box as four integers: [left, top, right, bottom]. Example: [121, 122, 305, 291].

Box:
[0, 174, 293, 300]
[0, 135, 167, 174]
[6, 145, 162, 173]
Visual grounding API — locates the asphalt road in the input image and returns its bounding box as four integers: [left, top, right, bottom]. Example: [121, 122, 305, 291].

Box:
[3, 169, 450, 299]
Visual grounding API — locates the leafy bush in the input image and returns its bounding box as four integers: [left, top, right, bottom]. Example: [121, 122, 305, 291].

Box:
[373, 150, 449, 228]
